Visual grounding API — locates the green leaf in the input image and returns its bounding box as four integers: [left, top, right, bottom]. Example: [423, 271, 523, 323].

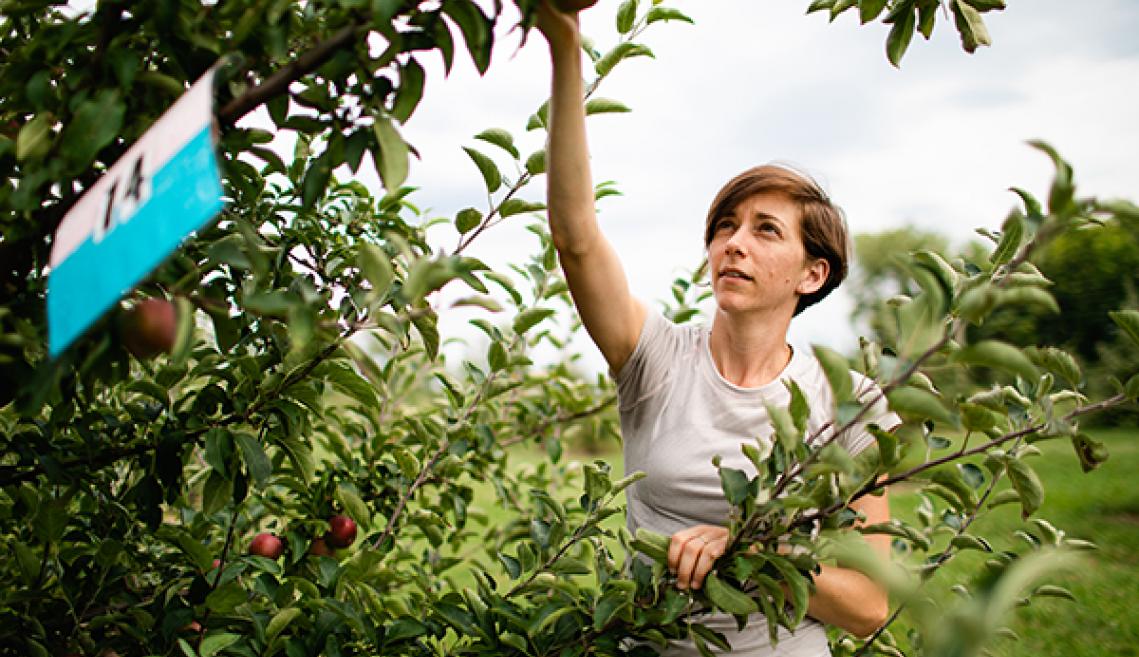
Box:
[1010, 186, 1044, 221]
[462, 146, 502, 193]
[1109, 310, 1139, 349]
[487, 340, 508, 372]
[394, 448, 421, 479]
[703, 573, 759, 615]
[950, 534, 992, 552]
[993, 287, 1059, 315]
[199, 633, 241, 657]
[961, 463, 986, 488]
[16, 113, 53, 162]
[125, 379, 170, 407]
[990, 211, 1025, 266]
[234, 431, 272, 487]
[392, 58, 426, 122]
[337, 484, 370, 525]
[60, 90, 124, 170]
[513, 307, 555, 335]
[952, 340, 1039, 383]
[455, 207, 483, 234]
[1028, 140, 1075, 213]
[33, 500, 67, 544]
[301, 152, 332, 209]
[593, 589, 630, 630]
[616, 0, 637, 34]
[812, 345, 852, 402]
[266, 607, 303, 642]
[373, 115, 410, 191]
[986, 488, 1020, 509]
[831, 0, 857, 21]
[612, 471, 646, 494]
[885, 5, 916, 67]
[768, 556, 810, 626]
[14, 541, 40, 583]
[646, 6, 693, 24]
[807, 0, 836, 13]
[956, 284, 997, 324]
[690, 622, 731, 652]
[202, 469, 233, 514]
[499, 198, 546, 217]
[1006, 458, 1044, 518]
[868, 425, 898, 467]
[950, 0, 992, 53]
[585, 98, 632, 115]
[206, 582, 247, 614]
[498, 552, 521, 578]
[451, 295, 502, 312]
[595, 42, 654, 77]
[859, 0, 889, 23]
[442, 0, 492, 74]
[474, 128, 519, 159]
[1033, 584, 1076, 602]
[525, 149, 547, 175]
[1071, 433, 1109, 473]
[718, 467, 750, 506]
[358, 243, 395, 297]
[322, 362, 380, 409]
[886, 386, 956, 427]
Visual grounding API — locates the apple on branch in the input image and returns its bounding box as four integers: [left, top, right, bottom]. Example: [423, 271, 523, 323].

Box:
[118, 298, 177, 359]
[325, 514, 357, 549]
[248, 533, 284, 560]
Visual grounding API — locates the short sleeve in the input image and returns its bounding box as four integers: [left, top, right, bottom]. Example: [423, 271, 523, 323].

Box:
[614, 309, 691, 412]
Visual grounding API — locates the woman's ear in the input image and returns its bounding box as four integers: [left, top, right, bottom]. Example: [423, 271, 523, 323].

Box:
[797, 258, 829, 296]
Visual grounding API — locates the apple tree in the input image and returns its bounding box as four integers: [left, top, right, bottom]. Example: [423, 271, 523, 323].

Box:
[1, 2, 1137, 657]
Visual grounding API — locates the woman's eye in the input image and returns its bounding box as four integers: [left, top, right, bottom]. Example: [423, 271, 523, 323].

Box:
[756, 222, 780, 236]
[715, 220, 734, 232]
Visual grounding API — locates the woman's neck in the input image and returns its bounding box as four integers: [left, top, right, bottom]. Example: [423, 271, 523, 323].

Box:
[708, 309, 794, 388]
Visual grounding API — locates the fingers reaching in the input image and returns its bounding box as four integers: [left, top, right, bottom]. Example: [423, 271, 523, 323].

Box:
[668, 526, 728, 590]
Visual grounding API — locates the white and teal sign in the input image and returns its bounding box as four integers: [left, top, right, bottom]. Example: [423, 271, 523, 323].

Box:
[48, 68, 225, 356]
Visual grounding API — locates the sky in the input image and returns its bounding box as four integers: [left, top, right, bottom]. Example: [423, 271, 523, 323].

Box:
[369, 0, 1139, 373]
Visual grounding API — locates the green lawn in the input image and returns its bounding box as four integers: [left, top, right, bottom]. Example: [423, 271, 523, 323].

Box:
[465, 428, 1139, 655]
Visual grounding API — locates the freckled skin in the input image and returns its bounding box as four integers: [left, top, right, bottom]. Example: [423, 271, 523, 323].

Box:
[707, 192, 818, 318]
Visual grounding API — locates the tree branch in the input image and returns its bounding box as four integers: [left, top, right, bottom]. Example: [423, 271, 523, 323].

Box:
[217, 22, 362, 126]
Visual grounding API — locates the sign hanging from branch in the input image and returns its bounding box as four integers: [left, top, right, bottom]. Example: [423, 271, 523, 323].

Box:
[47, 67, 226, 357]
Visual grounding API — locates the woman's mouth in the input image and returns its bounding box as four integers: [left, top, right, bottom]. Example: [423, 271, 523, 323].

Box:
[718, 267, 753, 282]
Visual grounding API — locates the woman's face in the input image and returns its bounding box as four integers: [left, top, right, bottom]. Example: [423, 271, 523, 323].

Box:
[706, 192, 828, 317]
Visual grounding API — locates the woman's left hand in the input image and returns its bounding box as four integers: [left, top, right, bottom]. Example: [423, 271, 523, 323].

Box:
[668, 525, 729, 590]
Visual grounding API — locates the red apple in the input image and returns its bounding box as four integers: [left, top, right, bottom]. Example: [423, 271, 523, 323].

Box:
[325, 514, 357, 548]
[308, 536, 334, 556]
[248, 533, 284, 559]
[178, 620, 202, 633]
[119, 298, 177, 358]
[553, 0, 597, 11]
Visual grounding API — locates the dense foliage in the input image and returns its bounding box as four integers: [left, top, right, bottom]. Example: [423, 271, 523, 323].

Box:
[2, 2, 1137, 657]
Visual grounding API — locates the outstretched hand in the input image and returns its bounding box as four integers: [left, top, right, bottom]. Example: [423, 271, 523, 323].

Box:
[535, 0, 585, 50]
[668, 525, 729, 590]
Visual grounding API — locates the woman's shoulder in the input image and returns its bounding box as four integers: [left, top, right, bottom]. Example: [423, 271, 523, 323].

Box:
[614, 307, 705, 398]
[637, 307, 706, 357]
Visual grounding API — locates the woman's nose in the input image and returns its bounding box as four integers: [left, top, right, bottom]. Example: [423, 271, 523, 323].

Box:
[723, 231, 746, 256]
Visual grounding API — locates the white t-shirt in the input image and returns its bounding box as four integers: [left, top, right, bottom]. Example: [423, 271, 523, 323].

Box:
[615, 311, 900, 656]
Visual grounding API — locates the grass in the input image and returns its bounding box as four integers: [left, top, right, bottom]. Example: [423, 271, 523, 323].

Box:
[459, 428, 1139, 655]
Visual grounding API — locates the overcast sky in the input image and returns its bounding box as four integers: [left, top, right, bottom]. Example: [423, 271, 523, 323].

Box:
[365, 0, 1139, 373]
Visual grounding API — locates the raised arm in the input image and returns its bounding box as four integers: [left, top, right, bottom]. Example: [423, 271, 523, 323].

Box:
[536, 3, 646, 374]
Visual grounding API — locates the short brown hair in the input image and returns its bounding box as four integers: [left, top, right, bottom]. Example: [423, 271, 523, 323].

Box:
[704, 164, 850, 316]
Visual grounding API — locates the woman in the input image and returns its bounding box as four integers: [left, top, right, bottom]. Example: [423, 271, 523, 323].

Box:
[535, 3, 900, 655]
